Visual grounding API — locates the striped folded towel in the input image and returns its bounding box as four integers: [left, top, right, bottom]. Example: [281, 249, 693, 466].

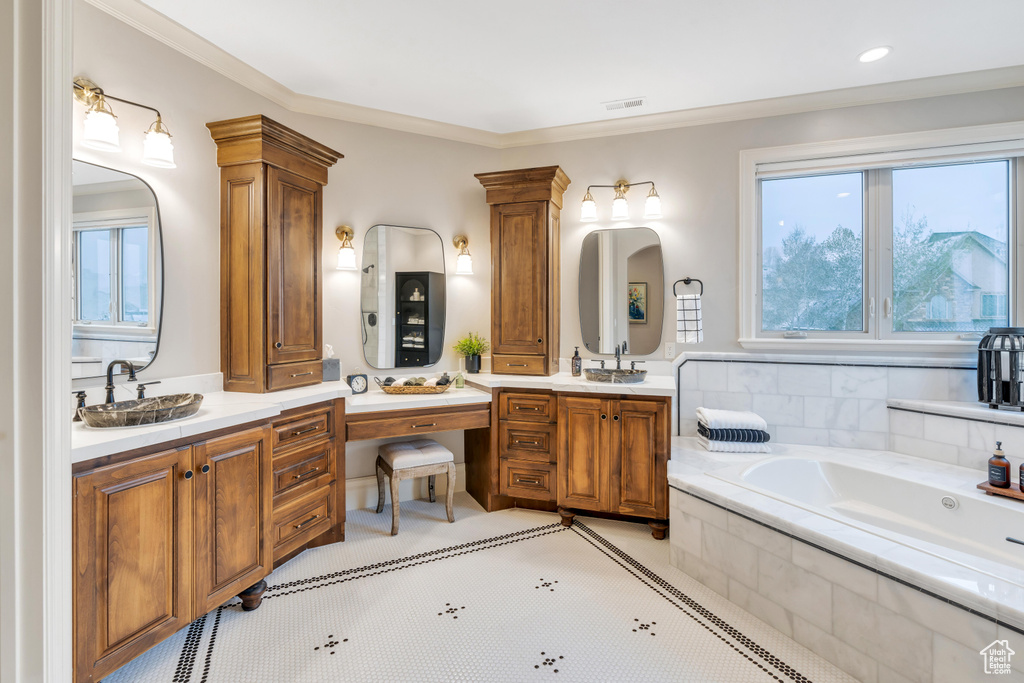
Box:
[695, 407, 768, 431]
[697, 423, 771, 443]
[698, 435, 771, 454]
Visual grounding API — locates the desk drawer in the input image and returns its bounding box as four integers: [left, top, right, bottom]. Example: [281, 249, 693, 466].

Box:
[346, 405, 490, 442]
[492, 354, 546, 376]
[267, 361, 323, 392]
[273, 438, 334, 499]
[499, 422, 556, 463]
[273, 484, 334, 556]
[499, 460, 555, 501]
[499, 391, 556, 423]
[272, 404, 334, 452]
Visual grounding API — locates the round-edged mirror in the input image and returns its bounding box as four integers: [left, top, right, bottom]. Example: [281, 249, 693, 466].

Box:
[579, 227, 664, 356]
[360, 224, 446, 369]
[71, 160, 164, 379]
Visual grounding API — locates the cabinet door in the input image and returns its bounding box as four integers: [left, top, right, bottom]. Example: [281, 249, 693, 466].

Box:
[557, 396, 611, 512]
[74, 446, 193, 683]
[491, 202, 547, 355]
[612, 399, 669, 519]
[266, 165, 322, 365]
[193, 426, 272, 614]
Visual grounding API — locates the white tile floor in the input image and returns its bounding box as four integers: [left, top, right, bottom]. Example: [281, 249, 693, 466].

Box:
[105, 493, 856, 682]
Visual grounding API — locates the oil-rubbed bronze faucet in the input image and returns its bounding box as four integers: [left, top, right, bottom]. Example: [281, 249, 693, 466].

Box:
[614, 343, 623, 370]
[104, 360, 137, 403]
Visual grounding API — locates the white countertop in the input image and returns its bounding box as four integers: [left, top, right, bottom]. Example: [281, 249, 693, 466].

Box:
[71, 381, 354, 465]
[888, 398, 1024, 427]
[466, 371, 675, 396]
[346, 386, 492, 414]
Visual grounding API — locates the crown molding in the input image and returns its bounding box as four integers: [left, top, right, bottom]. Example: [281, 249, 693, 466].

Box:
[87, 0, 1024, 150]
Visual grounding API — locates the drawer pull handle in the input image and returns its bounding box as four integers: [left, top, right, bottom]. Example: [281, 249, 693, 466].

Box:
[515, 440, 540, 446]
[412, 423, 437, 428]
[292, 467, 321, 480]
[515, 405, 540, 411]
[516, 477, 542, 486]
[294, 514, 321, 530]
[290, 371, 314, 378]
[507, 363, 528, 367]
[291, 425, 319, 437]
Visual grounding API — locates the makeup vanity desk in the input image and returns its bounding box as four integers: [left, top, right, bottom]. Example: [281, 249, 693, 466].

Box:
[344, 386, 492, 440]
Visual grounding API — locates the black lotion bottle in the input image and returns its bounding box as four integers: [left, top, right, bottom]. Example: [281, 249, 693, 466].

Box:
[571, 347, 582, 377]
[989, 441, 1011, 488]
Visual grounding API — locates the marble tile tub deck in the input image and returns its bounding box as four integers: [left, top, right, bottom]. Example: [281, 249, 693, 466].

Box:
[669, 437, 1024, 682]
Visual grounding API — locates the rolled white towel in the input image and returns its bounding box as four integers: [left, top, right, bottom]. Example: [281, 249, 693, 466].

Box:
[698, 435, 771, 454]
[695, 407, 768, 431]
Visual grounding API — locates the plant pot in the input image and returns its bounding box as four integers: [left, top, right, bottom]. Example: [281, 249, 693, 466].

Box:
[465, 354, 481, 374]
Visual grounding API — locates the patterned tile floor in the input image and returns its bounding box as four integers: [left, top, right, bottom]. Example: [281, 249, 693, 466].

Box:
[105, 493, 855, 682]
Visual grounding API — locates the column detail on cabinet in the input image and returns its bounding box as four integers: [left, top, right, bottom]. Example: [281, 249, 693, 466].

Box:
[208, 115, 343, 393]
[475, 166, 569, 376]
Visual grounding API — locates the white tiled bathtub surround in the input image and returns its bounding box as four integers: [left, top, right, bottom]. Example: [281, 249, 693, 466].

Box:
[676, 352, 976, 447]
[669, 438, 1024, 683]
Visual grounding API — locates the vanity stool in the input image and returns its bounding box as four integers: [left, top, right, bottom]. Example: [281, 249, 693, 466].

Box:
[375, 438, 456, 536]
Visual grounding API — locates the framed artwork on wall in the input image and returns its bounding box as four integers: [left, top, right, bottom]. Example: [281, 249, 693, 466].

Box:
[628, 282, 647, 324]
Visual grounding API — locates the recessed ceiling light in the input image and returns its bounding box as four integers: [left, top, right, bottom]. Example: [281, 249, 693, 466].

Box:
[858, 46, 891, 63]
[837, 192, 851, 198]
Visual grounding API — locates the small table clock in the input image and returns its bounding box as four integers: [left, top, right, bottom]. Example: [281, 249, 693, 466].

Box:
[347, 373, 368, 394]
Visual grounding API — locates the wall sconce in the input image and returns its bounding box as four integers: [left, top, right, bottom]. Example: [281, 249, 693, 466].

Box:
[580, 179, 661, 221]
[453, 235, 473, 275]
[335, 225, 357, 270]
[73, 77, 176, 168]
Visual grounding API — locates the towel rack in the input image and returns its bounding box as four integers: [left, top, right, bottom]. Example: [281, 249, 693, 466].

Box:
[672, 277, 703, 296]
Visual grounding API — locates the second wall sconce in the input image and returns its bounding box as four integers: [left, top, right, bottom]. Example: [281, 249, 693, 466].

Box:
[453, 235, 473, 275]
[336, 226, 357, 270]
[581, 179, 661, 222]
[73, 77, 176, 168]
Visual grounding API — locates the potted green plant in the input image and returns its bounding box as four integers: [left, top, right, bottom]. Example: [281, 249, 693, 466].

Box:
[453, 332, 490, 374]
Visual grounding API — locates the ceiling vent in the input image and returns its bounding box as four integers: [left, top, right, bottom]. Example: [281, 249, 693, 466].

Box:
[603, 97, 647, 111]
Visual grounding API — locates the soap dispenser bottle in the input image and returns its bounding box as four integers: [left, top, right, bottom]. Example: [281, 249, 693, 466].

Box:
[572, 347, 582, 377]
[989, 441, 1011, 488]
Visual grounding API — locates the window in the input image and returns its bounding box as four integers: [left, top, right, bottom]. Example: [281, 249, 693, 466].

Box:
[740, 123, 1024, 351]
[73, 209, 155, 332]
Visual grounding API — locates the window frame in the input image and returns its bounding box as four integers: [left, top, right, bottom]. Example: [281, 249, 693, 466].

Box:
[739, 122, 1024, 353]
[72, 207, 157, 338]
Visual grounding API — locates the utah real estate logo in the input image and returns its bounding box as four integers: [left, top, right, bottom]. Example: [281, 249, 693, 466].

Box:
[980, 640, 1015, 675]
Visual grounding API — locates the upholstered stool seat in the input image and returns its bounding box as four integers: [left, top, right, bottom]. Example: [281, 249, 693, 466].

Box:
[376, 438, 455, 535]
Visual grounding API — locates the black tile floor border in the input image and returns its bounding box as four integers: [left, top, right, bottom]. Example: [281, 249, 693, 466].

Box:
[174, 519, 815, 682]
[672, 485, 1024, 638]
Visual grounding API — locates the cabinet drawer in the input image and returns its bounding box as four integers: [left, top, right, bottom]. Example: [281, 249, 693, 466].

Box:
[346, 406, 490, 442]
[272, 484, 334, 554]
[272, 404, 334, 451]
[273, 438, 334, 499]
[499, 460, 555, 501]
[492, 353, 546, 376]
[499, 422, 556, 463]
[499, 391, 556, 422]
[266, 360, 323, 392]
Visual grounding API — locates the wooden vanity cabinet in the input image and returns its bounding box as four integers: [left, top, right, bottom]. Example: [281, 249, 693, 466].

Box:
[208, 115, 342, 393]
[475, 166, 569, 376]
[73, 426, 271, 683]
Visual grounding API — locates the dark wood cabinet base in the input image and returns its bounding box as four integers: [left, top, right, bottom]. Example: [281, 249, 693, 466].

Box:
[238, 579, 268, 611]
[648, 520, 669, 541]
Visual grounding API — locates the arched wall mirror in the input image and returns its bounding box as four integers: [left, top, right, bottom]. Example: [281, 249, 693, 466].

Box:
[579, 227, 665, 356]
[71, 160, 164, 379]
[360, 224, 446, 369]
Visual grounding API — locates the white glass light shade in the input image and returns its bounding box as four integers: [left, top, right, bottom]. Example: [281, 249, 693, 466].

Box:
[643, 187, 662, 219]
[456, 252, 474, 275]
[336, 244, 357, 270]
[142, 129, 176, 168]
[611, 192, 629, 220]
[82, 107, 121, 152]
[580, 191, 597, 221]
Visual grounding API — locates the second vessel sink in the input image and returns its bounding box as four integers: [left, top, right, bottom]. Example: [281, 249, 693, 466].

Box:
[78, 393, 204, 428]
[583, 369, 647, 384]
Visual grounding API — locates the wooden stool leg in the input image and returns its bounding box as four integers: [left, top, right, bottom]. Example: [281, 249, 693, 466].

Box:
[390, 471, 401, 536]
[375, 456, 386, 514]
[445, 462, 455, 523]
[428, 474, 436, 503]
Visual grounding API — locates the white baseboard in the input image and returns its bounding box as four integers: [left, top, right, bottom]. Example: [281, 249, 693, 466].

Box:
[345, 462, 467, 511]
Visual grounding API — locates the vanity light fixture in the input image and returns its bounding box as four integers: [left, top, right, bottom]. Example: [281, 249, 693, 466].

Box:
[73, 77, 176, 168]
[453, 235, 474, 275]
[580, 179, 663, 221]
[336, 225, 357, 270]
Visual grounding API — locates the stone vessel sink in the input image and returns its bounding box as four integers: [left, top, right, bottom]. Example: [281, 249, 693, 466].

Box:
[78, 393, 204, 428]
[583, 368, 647, 384]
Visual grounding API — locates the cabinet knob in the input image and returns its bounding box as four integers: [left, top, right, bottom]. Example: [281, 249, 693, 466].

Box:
[275, 342, 283, 349]
[183, 469, 194, 480]
[201, 464, 210, 474]
[537, 338, 543, 343]
[600, 414, 607, 420]
[613, 415, 620, 421]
